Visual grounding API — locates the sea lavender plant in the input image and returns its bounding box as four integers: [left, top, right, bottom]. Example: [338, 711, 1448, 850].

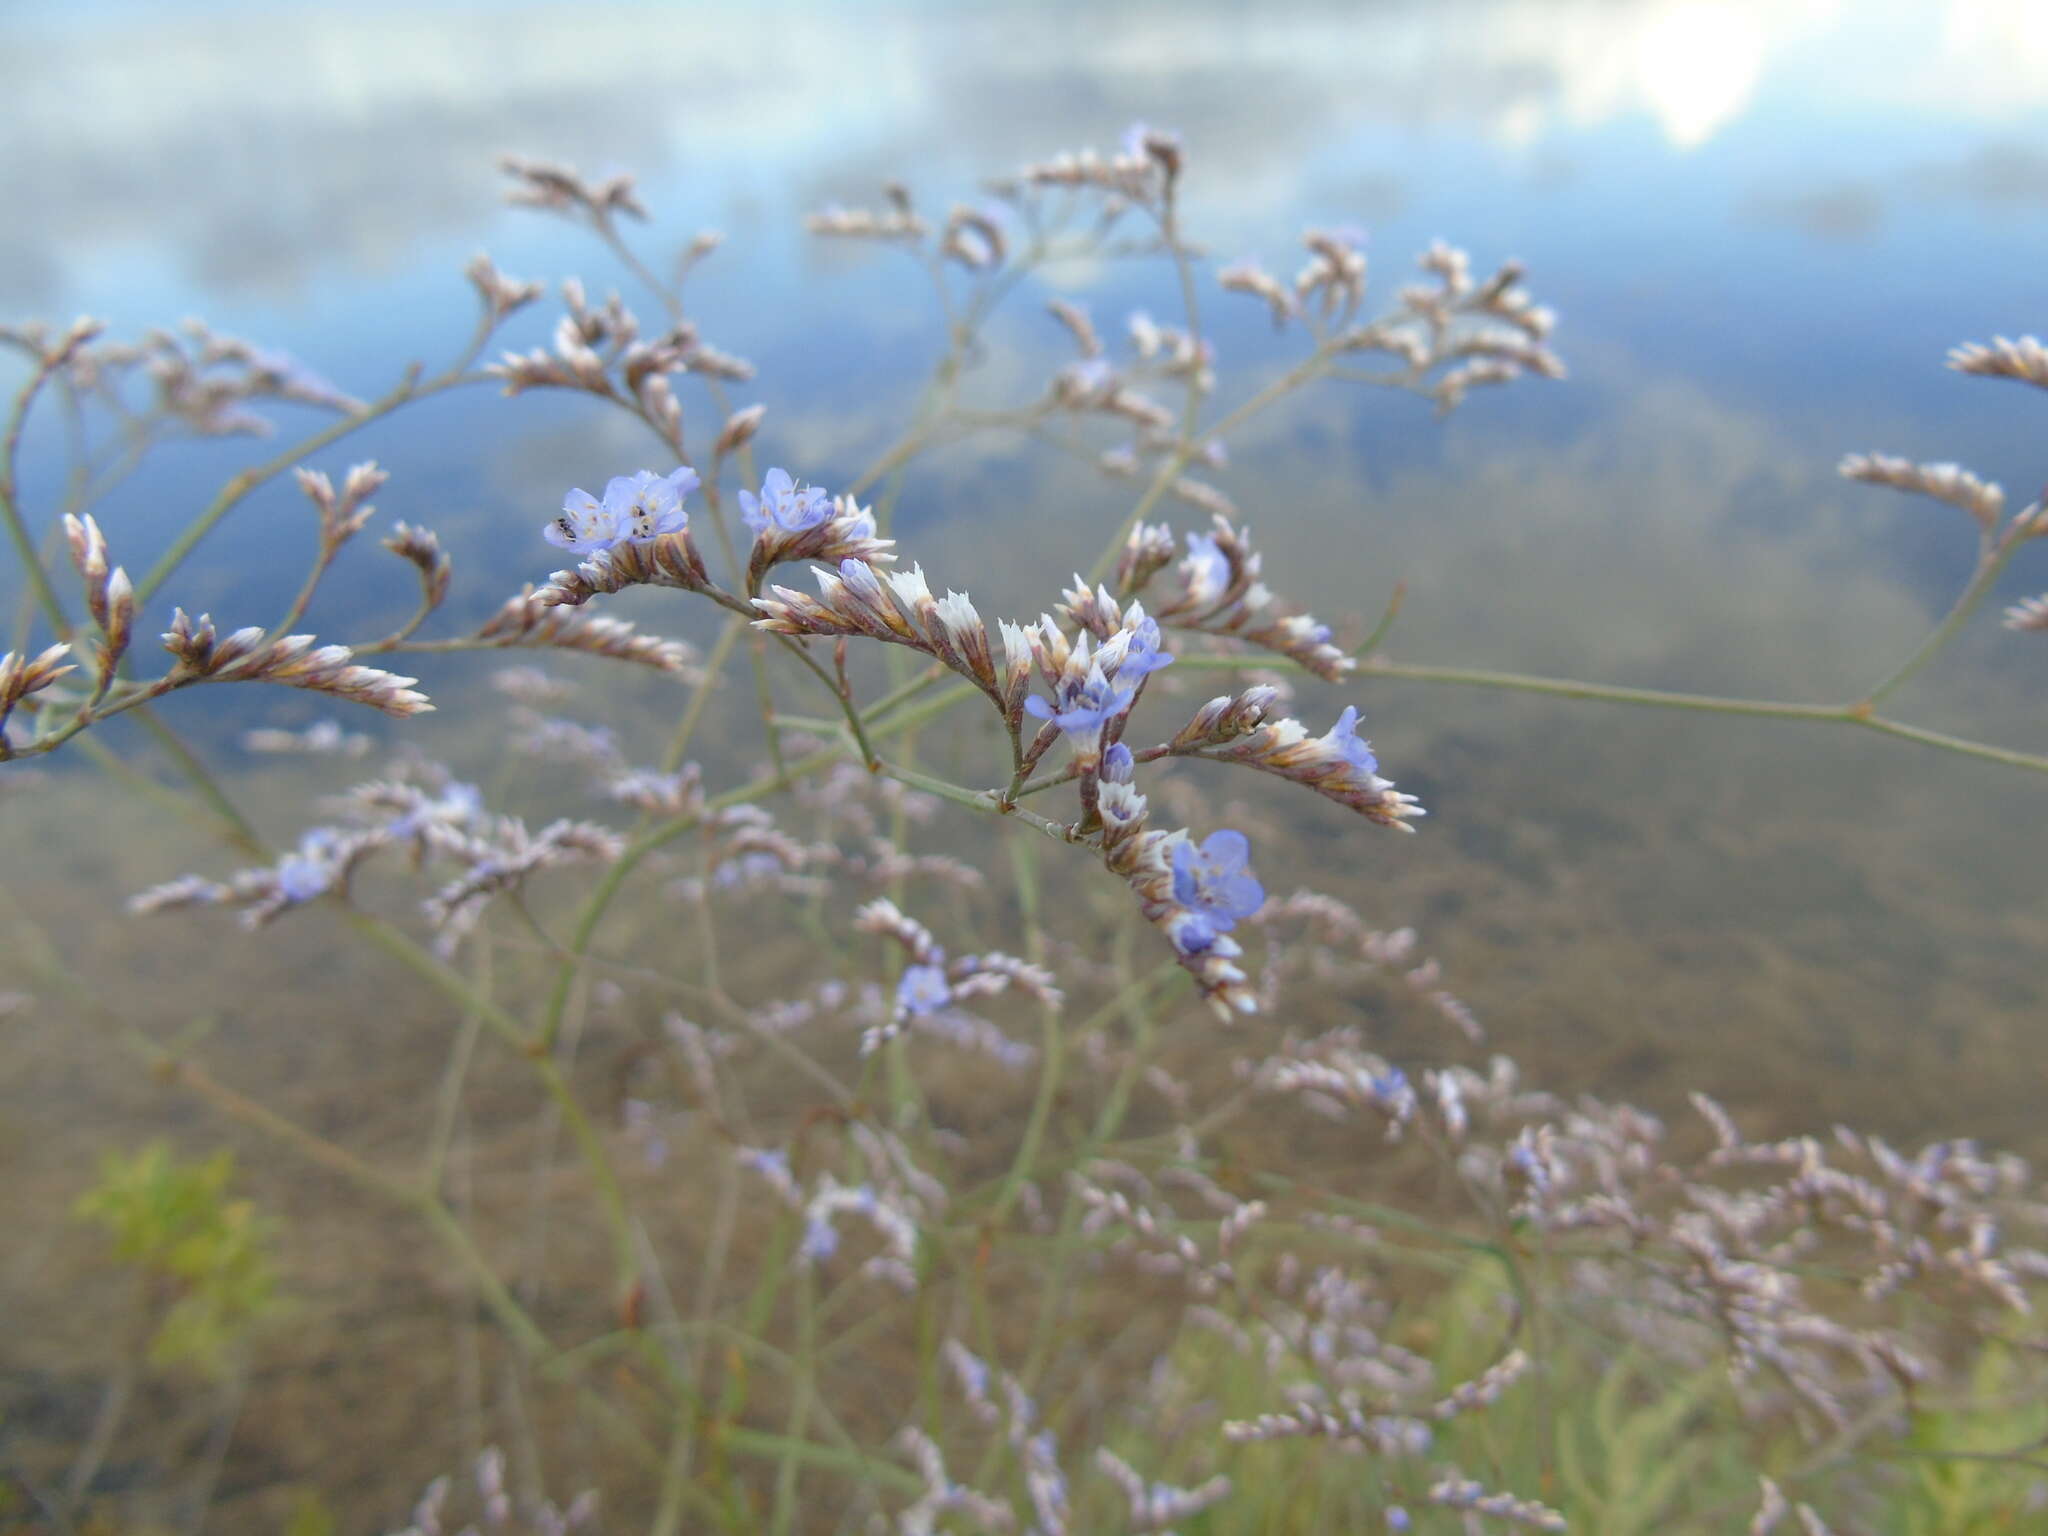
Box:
[8, 126, 2048, 1536]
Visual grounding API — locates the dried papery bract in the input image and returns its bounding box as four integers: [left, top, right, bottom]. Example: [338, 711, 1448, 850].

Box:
[532, 529, 713, 608]
[487, 278, 750, 445]
[1427, 1476, 1567, 1531]
[2004, 593, 2048, 632]
[499, 153, 647, 224]
[1134, 515, 1354, 681]
[743, 491, 895, 596]
[0, 644, 76, 742]
[853, 896, 1059, 1055]
[1047, 298, 1103, 359]
[1219, 257, 1297, 328]
[382, 522, 453, 619]
[61, 514, 135, 687]
[294, 460, 387, 551]
[1948, 333, 2048, 393]
[1839, 452, 2006, 533]
[754, 559, 1004, 704]
[161, 611, 431, 717]
[422, 816, 626, 950]
[462, 251, 544, 321]
[473, 587, 699, 676]
[1094, 1448, 1231, 1531]
[714, 402, 766, 457]
[940, 204, 1008, 271]
[805, 191, 930, 242]
[1189, 707, 1425, 830]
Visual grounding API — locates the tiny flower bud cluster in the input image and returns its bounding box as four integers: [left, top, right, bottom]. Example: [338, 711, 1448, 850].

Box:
[240, 719, 372, 758]
[498, 154, 647, 223]
[1948, 333, 2048, 392]
[475, 588, 699, 675]
[1018, 122, 1178, 203]
[1131, 516, 1353, 681]
[0, 645, 78, 742]
[853, 896, 1057, 1058]
[1427, 1475, 1567, 1531]
[381, 1446, 598, 1536]
[382, 522, 452, 617]
[2003, 592, 2048, 632]
[1839, 451, 2006, 531]
[62, 514, 135, 690]
[162, 610, 431, 717]
[294, 459, 388, 551]
[805, 182, 930, 241]
[741, 473, 894, 592]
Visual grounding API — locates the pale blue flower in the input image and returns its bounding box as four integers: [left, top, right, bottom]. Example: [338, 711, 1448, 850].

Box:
[275, 830, 338, 903]
[800, 1215, 839, 1262]
[897, 963, 952, 1017]
[739, 467, 833, 536]
[391, 781, 485, 839]
[545, 466, 699, 553]
[1170, 829, 1265, 947]
[1062, 357, 1114, 396]
[1024, 666, 1132, 738]
[1368, 1066, 1409, 1112]
[1182, 531, 1229, 603]
[1325, 705, 1378, 778]
[1113, 616, 1174, 680]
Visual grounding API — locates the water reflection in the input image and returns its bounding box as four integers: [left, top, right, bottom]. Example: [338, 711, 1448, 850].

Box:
[6, 1, 2047, 310]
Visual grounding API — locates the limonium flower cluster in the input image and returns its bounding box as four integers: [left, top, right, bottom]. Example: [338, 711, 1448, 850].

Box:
[534, 447, 1420, 1016]
[58, 123, 2048, 1533]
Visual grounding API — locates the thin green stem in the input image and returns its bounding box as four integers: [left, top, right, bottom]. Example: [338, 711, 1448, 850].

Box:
[1085, 349, 1333, 588]
[346, 911, 641, 1294]
[768, 1268, 820, 1536]
[132, 705, 266, 852]
[662, 611, 745, 772]
[1861, 534, 2023, 706]
[133, 357, 488, 605]
[0, 350, 76, 639]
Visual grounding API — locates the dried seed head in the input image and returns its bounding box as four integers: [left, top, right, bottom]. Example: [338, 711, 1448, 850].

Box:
[0, 644, 76, 729]
[475, 588, 698, 675]
[463, 252, 544, 319]
[160, 610, 431, 716]
[1840, 452, 2005, 531]
[383, 523, 453, 613]
[1047, 298, 1102, 358]
[715, 402, 766, 457]
[1948, 334, 2048, 392]
[2003, 593, 2048, 632]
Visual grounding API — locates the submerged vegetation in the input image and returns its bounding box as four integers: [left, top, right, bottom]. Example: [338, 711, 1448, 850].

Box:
[3, 128, 2048, 1532]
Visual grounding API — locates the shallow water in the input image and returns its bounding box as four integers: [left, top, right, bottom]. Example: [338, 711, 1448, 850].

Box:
[4, 0, 2048, 1525]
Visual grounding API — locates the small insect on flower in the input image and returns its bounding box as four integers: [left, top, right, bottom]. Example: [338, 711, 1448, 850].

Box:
[739, 467, 833, 535]
[545, 466, 700, 553]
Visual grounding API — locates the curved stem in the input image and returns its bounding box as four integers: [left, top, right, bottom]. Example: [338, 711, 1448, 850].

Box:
[1860, 535, 2023, 707]
[661, 611, 744, 773]
[133, 359, 490, 605]
[1084, 348, 1333, 588]
[0, 350, 76, 638]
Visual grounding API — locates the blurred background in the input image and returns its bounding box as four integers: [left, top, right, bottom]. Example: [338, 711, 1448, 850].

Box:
[3, 0, 2047, 1523]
